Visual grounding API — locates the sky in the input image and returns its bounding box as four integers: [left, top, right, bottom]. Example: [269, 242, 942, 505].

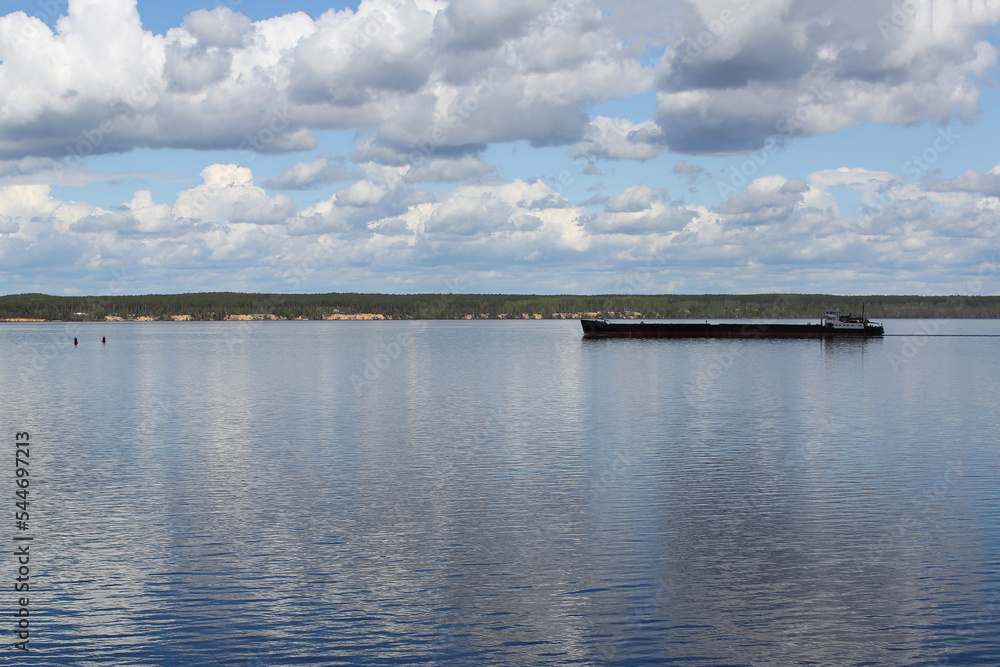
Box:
[1, 0, 999, 297]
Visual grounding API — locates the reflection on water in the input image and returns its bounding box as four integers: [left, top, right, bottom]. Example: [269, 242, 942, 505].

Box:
[1, 320, 998, 665]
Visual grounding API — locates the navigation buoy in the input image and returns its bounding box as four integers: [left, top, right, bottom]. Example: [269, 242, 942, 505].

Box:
[74, 338, 78, 346]
[102, 336, 106, 343]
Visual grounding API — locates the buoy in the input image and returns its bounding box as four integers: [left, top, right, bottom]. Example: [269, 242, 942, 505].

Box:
[102, 336, 106, 343]
[74, 338, 78, 346]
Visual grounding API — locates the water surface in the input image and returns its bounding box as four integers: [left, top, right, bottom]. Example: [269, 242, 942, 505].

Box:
[1, 319, 998, 665]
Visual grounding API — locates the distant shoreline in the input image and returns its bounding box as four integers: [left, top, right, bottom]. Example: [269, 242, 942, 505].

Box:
[2, 312, 604, 322]
[2, 292, 1000, 321]
[5, 315, 999, 323]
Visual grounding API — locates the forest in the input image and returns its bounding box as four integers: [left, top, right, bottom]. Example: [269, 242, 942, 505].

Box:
[3, 292, 1000, 321]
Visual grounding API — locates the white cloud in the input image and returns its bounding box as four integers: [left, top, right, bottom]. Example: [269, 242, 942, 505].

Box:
[655, 0, 1000, 153]
[2, 0, 997, 169]
[336, 180, 388, 208]
[287, 198, 358, 236]
[588, 196, 695, 235]
[164, 40, 234, 92]
[124, 190, 184, 235]
[715, 176, 812, 227]
[605, 184, 669, 213]
[0, 0, 651, 161]
[0, 184, 80, 224]
[264, 154, 358, 190]
[423, 190, 513, 236]
[926, 167, 1000, 196]
[572, 116, 664, 161]
[173, 164, 294, 225]
[183, 7, 253, 48]
[3, 161, 1000, 293]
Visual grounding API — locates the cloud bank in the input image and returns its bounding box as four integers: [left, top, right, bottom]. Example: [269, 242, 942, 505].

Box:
[0, 0, 650, 162]
[1, 0, 999, 295]
[5, 0, 994, 160]
[3, 159, 998, 294]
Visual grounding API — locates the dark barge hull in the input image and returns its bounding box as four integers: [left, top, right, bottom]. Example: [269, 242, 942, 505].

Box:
[581, 319, 884, 338]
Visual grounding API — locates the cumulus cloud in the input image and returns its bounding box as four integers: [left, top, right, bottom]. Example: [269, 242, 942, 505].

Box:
[287, 199, 361, 237]
[605, 184, 669, 213]
[715, 176, 813, 227]
[172, 164, 296, 225]
[434, 0, 548, 51]
[336, 180, 389, 208]
[4, 0, 994, 168]
[926, 166, 1000, 196]
[264, 154, 359, 190]
[0, 184, 80, 223]
[164, 41, 234, 92]
[0, 0, 651, 161]
[286, 172, 432, 236]
[369, 217, 410, 236]
[183, 6, 253, 48]
[588, 186, 695, 234]
[423, 190, 514, 236]
[3, 161, 1000, 293]
[123, 190, 188, 235]
[572, 116, 664, 160]
[655, 0, 1000, 153]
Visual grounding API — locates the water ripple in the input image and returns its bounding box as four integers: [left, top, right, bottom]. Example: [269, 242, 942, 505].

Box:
[1, 320, 997, 665]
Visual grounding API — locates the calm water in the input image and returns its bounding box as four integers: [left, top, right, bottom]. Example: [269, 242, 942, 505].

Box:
[1, 319, 998, 666]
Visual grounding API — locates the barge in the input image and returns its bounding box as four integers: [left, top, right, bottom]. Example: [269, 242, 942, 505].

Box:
[581, 309, 884, 338]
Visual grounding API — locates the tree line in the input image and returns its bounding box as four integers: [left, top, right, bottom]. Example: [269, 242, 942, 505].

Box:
[2, 292, 1000, 321]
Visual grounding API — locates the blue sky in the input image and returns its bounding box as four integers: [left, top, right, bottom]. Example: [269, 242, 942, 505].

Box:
[2, 0, 1000, 296]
